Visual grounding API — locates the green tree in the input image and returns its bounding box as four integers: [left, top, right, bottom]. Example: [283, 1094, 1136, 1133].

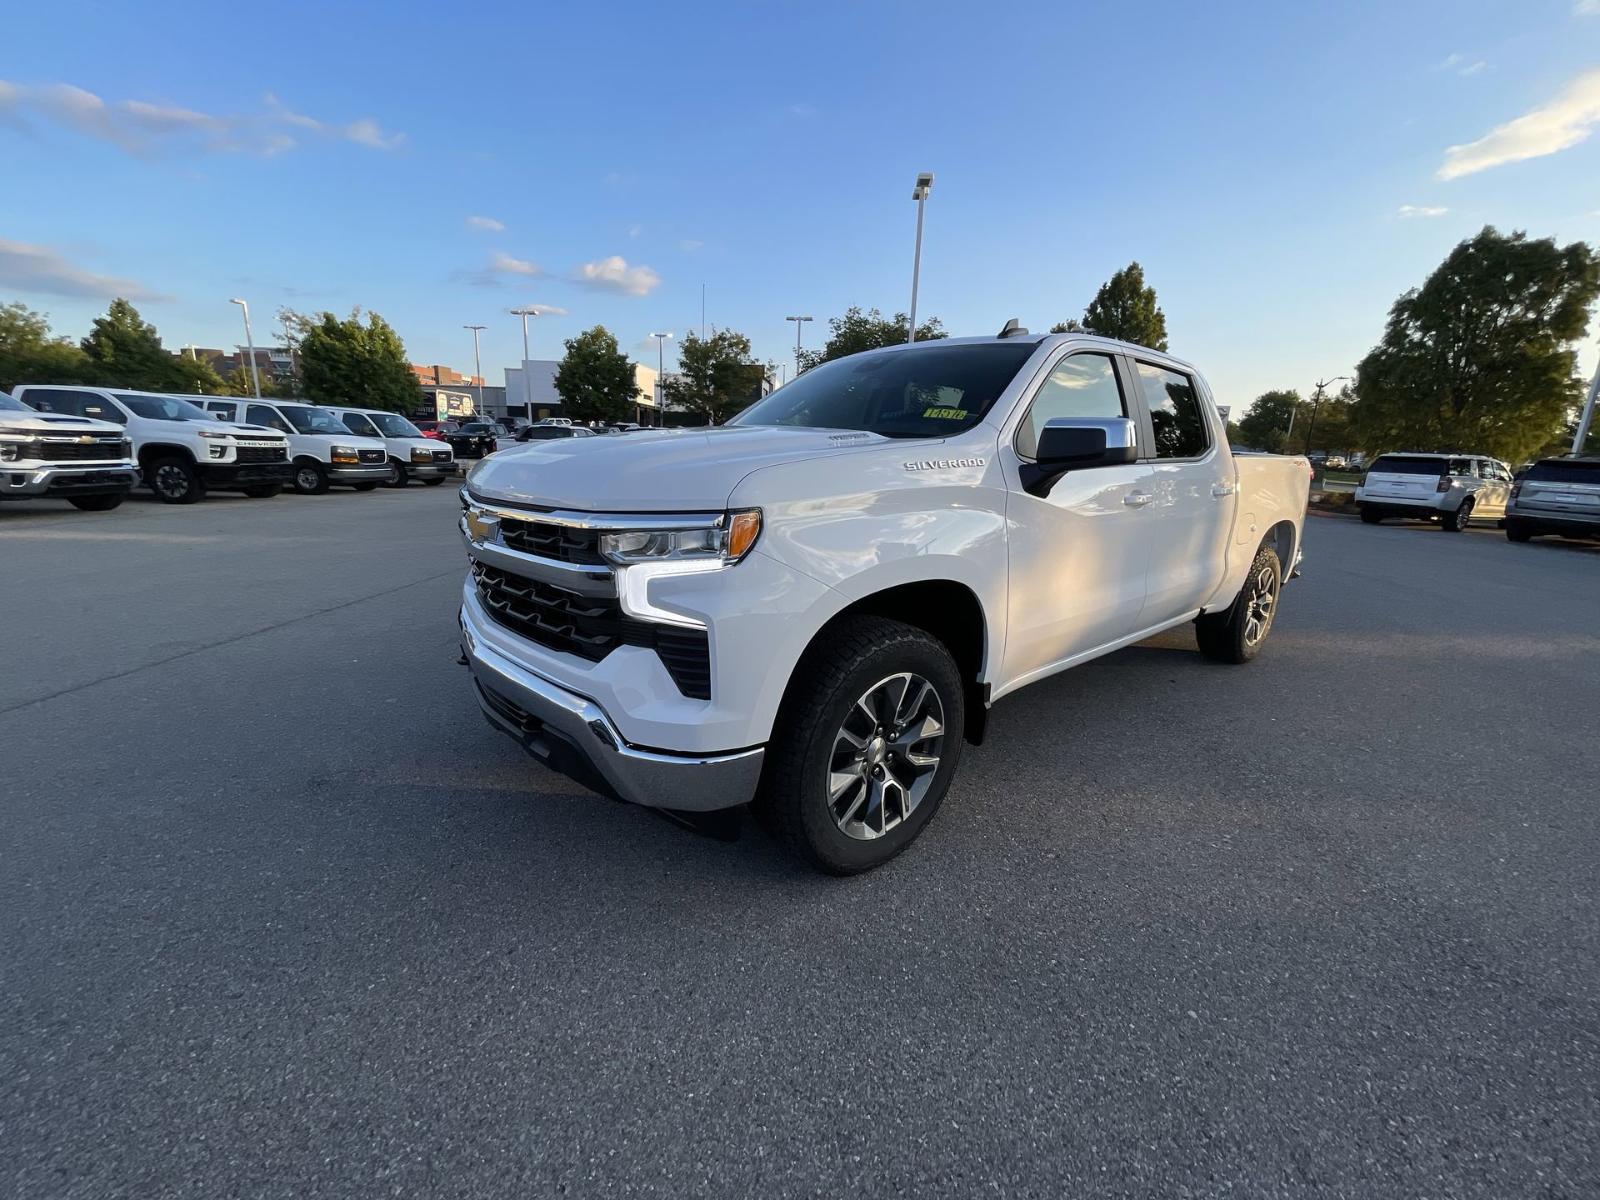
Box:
[79, 298, 217, 391]
[0, 302, 95, 391]
[1061, 262, 1169, 350]
[1236, 389, 1301, 452]
[221, 364, 281, 397]
[795, 306, 946, 372]
[664, 328, 766, 424]
[1351, 226, 1600, 463]
[288, 308, 422, 411]
[554, 325, 638, 422]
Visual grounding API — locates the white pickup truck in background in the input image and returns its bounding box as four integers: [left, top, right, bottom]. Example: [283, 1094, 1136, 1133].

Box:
[458, 328, 1310, 872]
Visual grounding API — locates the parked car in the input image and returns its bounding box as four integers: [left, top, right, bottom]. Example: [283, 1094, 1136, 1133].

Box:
[14, 385, 292, 504]
[607, 422, 644, 434]
[197, 399, 388, 494]
[0, 389, 138, 510]
[457, 328, 1309, 873]
[515, 423, 599, 442]
[1505, 456, 1600, 542]
[494, 416, 531, 435]
[414, 419, 459, 442]
[1355, 452, 1513, 531]
[325, 406, 457, 487]
[445, 421, 501, 458]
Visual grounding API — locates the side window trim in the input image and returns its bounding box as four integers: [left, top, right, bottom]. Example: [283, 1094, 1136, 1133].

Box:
[1011, 349, 1135, 462]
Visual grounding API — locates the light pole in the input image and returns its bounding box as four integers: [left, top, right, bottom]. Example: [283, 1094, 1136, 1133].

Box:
[1303, 376, 1349, 456]
[785, 315, 813, 375]
[229, 298, 261, 398]
[1573, 349, 1600, 454]
[464, 325, 486, 419]
[649, 332, 673, 422]
[908, 172, 934, 343]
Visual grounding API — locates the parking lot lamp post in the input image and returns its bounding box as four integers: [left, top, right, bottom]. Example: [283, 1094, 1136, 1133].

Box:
[1574, 352, 1600, 454]
[464, 325, 486, 419]
[650, 332, 673, 416]
[786, 315, 813, 375]
[1303, 375, 1349, 456]
[908, 172, 934, 343]
[229, 298, 261, 398]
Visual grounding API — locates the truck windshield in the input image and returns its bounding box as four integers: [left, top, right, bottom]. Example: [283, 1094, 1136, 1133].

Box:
[114, 393, 212, 422]
[281, 406, 350, 435]
[731, 342, 1038, 439]
[0, 391, 27, 412]
[369, 412, 422, 438]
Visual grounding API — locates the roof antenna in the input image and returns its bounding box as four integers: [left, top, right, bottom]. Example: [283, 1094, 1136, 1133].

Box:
[996, 318, 1029, 338]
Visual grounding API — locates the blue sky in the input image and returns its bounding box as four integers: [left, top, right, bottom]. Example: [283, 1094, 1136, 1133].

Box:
[3, 0, 1599, 410]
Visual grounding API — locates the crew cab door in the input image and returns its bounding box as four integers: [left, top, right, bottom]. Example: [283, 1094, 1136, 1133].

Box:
[1127, 359, 1235, 626]
[999, 350, 1154, 686]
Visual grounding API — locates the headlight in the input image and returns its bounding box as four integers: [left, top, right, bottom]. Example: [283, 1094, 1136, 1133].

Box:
[0, 438, 27, 462]
[411, 447, 436, 462]
[197, 430, 232, 440]
[330, 445, 359, 464]
[599, 509, 761, 565]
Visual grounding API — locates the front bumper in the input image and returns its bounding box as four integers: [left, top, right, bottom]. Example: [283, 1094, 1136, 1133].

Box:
[2, 463, 139, 498]
[328, 464, 391, 484]
[407, 459, 459, 478]
[460, 601, 764, 812]
[200, 461, 295, 487]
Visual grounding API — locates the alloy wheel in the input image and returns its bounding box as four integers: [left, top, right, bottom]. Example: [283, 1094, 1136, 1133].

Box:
[1243, 565, 1278, 648]
[155, 464, 188, 499]
[827, 672, 945, 841]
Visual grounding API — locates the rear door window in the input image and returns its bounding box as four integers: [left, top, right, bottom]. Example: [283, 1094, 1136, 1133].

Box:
[1134, 362, 1208, 459]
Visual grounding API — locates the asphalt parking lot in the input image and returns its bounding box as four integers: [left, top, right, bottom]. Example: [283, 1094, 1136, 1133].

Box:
[3, 487, 1598, 1198]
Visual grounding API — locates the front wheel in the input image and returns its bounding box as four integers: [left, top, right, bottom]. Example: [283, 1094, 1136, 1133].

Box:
[422, 476, 447, 486]
[1196, 544, 1282, 664]
[1359, 506, 1382, 525]
[762, 615, 965, 875]
[1506, 520, 1534, 543]
[351, 482, 379, 492]
[384, 459, 408, 488]
[1442, 498, 1473, 532]
[68, 492, 125, 511]
[292, 461, 330, 495]
[148, 456, 205, 505]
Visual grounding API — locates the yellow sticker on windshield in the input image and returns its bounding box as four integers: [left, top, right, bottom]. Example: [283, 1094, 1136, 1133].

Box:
[923, 406, 968, 420]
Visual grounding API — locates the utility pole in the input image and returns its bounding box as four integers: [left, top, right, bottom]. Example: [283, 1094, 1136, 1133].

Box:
[1573, 348, 1600, 455]
[785, 315, 813, 376]
[908, 172, 933, 343]
[650, 332, 673, 422]
[464, 325, 486, 419]
[1303, 375, 1349, 456]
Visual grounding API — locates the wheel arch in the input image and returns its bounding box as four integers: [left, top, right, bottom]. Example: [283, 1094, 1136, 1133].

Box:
[137, 442, 196, 465]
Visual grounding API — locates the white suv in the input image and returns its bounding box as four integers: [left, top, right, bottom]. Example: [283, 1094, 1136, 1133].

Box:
[198, 399, 388, 494]
[1355, 452, 1513, 532]
[13, 385, 292, 504]
[324, 407, 457, 487]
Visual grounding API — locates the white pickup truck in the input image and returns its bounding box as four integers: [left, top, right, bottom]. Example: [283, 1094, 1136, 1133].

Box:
[457, 329, 1310, 872]
[0, 389, 139, 509]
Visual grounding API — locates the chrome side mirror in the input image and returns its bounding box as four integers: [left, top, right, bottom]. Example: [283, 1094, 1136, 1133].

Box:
[1022, 417, 1138, 497]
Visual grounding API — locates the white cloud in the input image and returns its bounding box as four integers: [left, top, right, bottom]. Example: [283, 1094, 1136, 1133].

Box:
[0, 237, 169, 301]
[1437, 53, 1488, 76]
[466, 215, 505, 232]
[1577, 1, 1600, 15]
[1438, 67, 1600, 179]
[627, 223, 642, 238]
[573, 255, 661, 296]
[1397, 204, 1449, 218]
[1459, 60, 1488, 77]
[491, 251, 541, 277]
[679, 239, 704, 252]
[0, 80, 404, 157]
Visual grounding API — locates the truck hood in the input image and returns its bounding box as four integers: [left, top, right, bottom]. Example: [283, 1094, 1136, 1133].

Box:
[0, 411, 125, 434]
[466, 425, 890, 511]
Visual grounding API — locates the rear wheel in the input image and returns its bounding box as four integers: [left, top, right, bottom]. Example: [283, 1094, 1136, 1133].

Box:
[68, 493, 124, 511]
[1505, 520, 1534, 543]
[148, 456, 205, 505]
[1359, 506, 1382, 524]
[763, 616, 965, 875]
[1196, 544, 1282, 664]
[292, 461, 329, 495]
[385, 459, 408, 488]
[1442, 498, 1473, 532]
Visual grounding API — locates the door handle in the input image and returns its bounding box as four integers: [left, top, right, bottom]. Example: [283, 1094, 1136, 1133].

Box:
[1123, 491, 1153, 508]
[1211, 482, 1236, 497]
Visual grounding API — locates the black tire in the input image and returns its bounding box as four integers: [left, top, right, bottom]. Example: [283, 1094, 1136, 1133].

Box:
[1359, 506, 1383, 525]
[1442, 498, 1473, 532]
[242, 484, 281, 498]
[351, 482, 379, 492]
[1505, 520, 1534, 543]
[762, 615, 965, 875]
[68, 492, 124, 511]
[422, 476, 447, 486]
[1196, 543, 1282, 665]
[147, 456, 205, 505]
[292, 461, 329, 495]
[384, 459, 408, 488]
